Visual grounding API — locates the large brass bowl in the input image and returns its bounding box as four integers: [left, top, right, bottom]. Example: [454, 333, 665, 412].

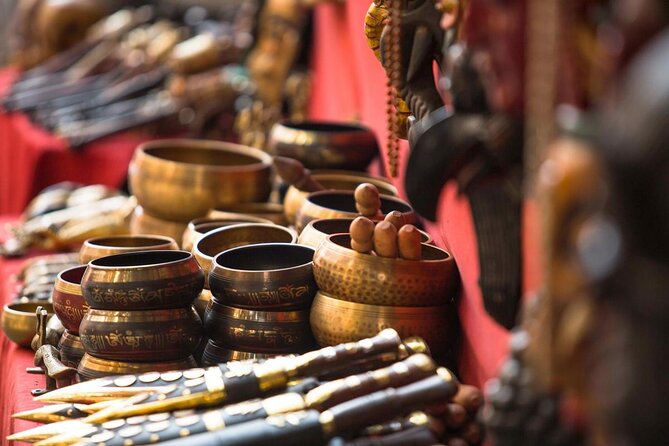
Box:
[201, 339, 274, 366]
[193, 224, 297, 287]
[58, 330, 85, 367]
[204, 299, 315, 353]
[209, 243, 316, 310]
[182, 216, 272, 252]
[295, 191, 417, 233]
[268, 121, 379, 171]
[1, 303, 54, 348]
[208, 203, 288, 226]
[129, 139, 273, 222]
[283, 170, 398, 225]
[77, 353, 198, 380]
[52, 265, 88, 334]
[81, 250, 204, 310]
[79, 307, 202, 362]
[310, 291, 457, 357]
[313, 234, 458, 306]
[80, 235, 178, 264]
[130, 206, 188, 245]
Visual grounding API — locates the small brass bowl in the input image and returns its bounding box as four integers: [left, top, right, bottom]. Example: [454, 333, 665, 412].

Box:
[77, 353, 198, 380]
[298, 218, 432, 250]
[52, 265, 88, 334]
[193, 224, 297, 286]
[204, 299, 315, 353]
[129, 139, 273, 222]
[268, 121, 379, 171]
[310, 291, 458, 356]
[283, 170, 398, 225]
[79, 307, 203, 362]
[313, 234, 458, 306]
[208, 203, 288, 226]
[80, 235, 178, 264]
[201, 339, 274, 366]
[182, 216, 272, 252]
[58, 330, 85, 367]
[82, 250, 204, 310]
[130, 206, 188, 246]
[295, 190, 417, 233]
[1, 303, 54, 348]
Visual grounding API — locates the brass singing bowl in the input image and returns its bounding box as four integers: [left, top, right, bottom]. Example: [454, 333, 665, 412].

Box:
[313, 234, 458, 306]
[193, 224, 297, 287]
[283, 170, 398, 225]
[81, 250, 204, 310]
[268, 121, 379, 171]
[204, 300, 315, 353]
[79, 307, 203, 362]
[130, 206, 188, 245]
[52, 265, 88, 334]
[209, 243, 316, 310]
[80, 235, 178, 264]
[193, 289, 212, 321]
[182, 216, 272, 252]
[58, 330, 85, 367]
[310, 291, 458, 357]
[201, 339, 274, 366]
[295, 190, 417, 233]
[129, 139, 273, 222]
[208, 203, 288, 226]
[77, 353, 198, 380]
[1, 303, 54, 348]
[298, 218, 432, 250]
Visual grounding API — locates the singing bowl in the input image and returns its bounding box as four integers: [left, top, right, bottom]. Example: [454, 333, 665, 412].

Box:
[283, 170, 398, 225]
[201, 339, 274, 366]
[209, 243, 316, 310]
[313, 234, 458, 306]
[1, 303, 54, 348]
[193, 224, 297, 286]
[58, 330, 85, 367]
[82, 250, 204, 310]
[204, 300, 315, 353]
[79, 307, 203, 362]
[268, 121, 379, 171]
[208, 203, 288, 226]
[129, 206, 188, 246]
[182, 216, 272, 252]
[77, 353, 198, 380]
[295, 190, 417, 233]
[80, 235, 178, 264]
[193, 289, 212, 321]
[52, 265, 88, 334]
[129, 139, 273, 222]
[310, 291, 458, 356]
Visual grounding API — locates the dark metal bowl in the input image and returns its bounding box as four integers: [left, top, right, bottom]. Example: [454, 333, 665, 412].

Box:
[77, 353, 198, 380]
[58, 330, 85, 367]
[52, 265, 88, 334]
[200, 339, 275, 366]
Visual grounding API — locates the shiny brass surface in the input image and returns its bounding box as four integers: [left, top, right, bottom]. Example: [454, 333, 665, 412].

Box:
[129, 206, 188, 245]
[182, 216, 272, 253]
[58, 330, 85, 367]
[79, 307, 203, 362]
[52, 265, 88, 334]
[77, 353, 198, 380]
[1, 303, 54, 348]
[201, 339, 275, 366]
[309, 291, 457, 356]
[208, 203, 288, 226]
[193, 289, 212, 321]
[295, 190, 417, 233]
[193, 224, 297, 287]
[313, 234, 458, 306]
[284, 170, 398, 225]
[129, 139, 273, 222]
[81, 250, 204, 310]
[80, 235, 178, 264]
[267, 121, 379, 171]
[209, 243, 316, 310]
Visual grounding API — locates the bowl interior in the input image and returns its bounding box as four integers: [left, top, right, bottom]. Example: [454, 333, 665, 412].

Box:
[4, 302, 54, 315]
[311, 218, 353, 235]
[197, 225, 295, 257]
[90, 250, 191, 268]
[215, 244, 314, 272]
[59, 265, 86, 285]
[309, 192, 411, 214]
[329, 234, 448, 261]
[279, 121, 368, 133]
[85, 236, 174, 248]
[145, 146, 262, 166]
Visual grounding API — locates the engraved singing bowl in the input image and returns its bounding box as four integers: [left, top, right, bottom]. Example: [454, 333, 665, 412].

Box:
[182, 216, 272, 252]
[201, 339, 274, 366]
[77, 353, 198, 380]
[79, 307, 203, 362]
[81, 250, 204, 310]
[58, 330, 85, 367]
[1, 303, 54, 348]
[203, 300, 315, 353]
[313, 234, 458, 306]
[295, 190, 417, 233]
[208, 203, 288, 226]
[283, 170, 399, 225]
[129, 139, 273, 222]
[130, 206, 188, 245]
[310, 291, 458, 357]
[52, 265, 88, 334]
[80, 235, 179, 264]
[268, 121, 379, 171]
[298, 218, 432, 250]
[209, 243, 316, 310]
[193, 223, 297, 287]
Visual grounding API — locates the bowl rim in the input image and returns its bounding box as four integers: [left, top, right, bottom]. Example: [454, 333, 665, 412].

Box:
[304, 190, 412, 214]
[272, 120, 375, 134]
[82, 235, 177, 250]
[209, 300, 310, 321]
[87, 249, 195, 269]
[54, 264, 87, 293]
[305, 218, 432, 244]
[3, 302, 54, 315]
[212, 242, 315, 274]
[193, 223, 297, 259]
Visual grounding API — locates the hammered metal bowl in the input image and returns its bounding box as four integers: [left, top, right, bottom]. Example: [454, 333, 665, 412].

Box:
[80, 235, 178, 264]
[209, 243, 316, 310]
[204, 300, 315, 353]
[130, 206, 188, 244]
[79, 307, 203, 362]
[52, 265, 88, 334]
[81, 250, 204, 310]
[310, 291, 457, 356]
[1, 303, 54, 348]
[77, 353, 198, 380]
[201, 339, 275, 366]
[129, 139, 273, 222]
[208, 203, 288, 226]
[58, 330, 85, 367]
[182, 216, 272, 252]
[313, 234, 458, 306]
